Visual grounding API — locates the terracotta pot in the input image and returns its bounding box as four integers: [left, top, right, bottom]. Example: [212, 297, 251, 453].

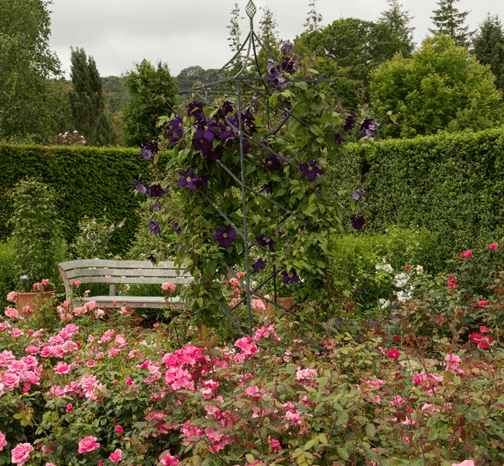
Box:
[264, 297, 294, 316]
[15, 291, 56, 312]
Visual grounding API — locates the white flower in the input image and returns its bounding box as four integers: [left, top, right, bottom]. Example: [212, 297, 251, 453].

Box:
[416, 265, 423, 274]
[379, 299, 390, 309]
[394, 272, 409, 287]
[376, 259, 393, 274]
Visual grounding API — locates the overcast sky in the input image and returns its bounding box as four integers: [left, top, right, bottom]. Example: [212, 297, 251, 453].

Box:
[48, 0, 503, 79]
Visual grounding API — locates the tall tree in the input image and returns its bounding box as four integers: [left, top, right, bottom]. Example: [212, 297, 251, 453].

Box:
[69, 47, 112, 146]
[429, 0, 470, 47]
[297, 18, 414, 96]
[472, 14, 504, 90]
[370, 33, 502, 138]
[0, 0, 62, 141]
[303, 0, 323, 34]
[378, 0, 415, 56]
[122, 59, 177, 147]
[258, 7, 280, 51]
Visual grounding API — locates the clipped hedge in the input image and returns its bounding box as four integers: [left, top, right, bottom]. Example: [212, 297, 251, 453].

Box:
[0, 144, 149, 254]
[339, 126, 504, 265]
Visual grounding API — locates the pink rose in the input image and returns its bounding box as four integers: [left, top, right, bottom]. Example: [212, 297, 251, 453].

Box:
[160, 452, 179, 466]
[11, 443, 34, 466]
[386, 349, 401, 360]
[41, 279, 49, 286]
[114, 425, 123, 434]
[66, 403, 73, 413]
[405, 264, 410, 270]
[109, 449, 122, 462]
[464, 250, 472, 257]
[161, 282, 176, 294]
[451, 461, 474, 466]
[78, 436, 100, 453]
[125, 377, 132, 386]
[478, 300, 487, 307]
[490, 243, 498, 250]
[0, 431, 6, 451]
[6, 291, 19, 303]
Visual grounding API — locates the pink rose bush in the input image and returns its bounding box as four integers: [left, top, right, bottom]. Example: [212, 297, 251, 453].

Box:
[3, 265, 504, 465]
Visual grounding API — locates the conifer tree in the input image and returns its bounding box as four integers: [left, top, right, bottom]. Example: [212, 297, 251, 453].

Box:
[303, 0, 323, 34]
[429, 0, 470, 47]
[258, 7, 280, 51]
[472, 14, 504, 90]
[68, 47, 112, 146]
[378, 0, 415, 56]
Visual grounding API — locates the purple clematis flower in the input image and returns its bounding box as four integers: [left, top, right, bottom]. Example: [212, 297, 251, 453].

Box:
[165, 116, 184, 145]
[148, 183, 167, 198]
[216, 100, 235, 120]
[214, 226, 236, 249]
[352, 189, 366, 201]
[334, 134, 344, 144]
[140, 141, 159, 161]
[193, 119, 217, 155]
[169, 219, 182, 235]
[281, 40, 294, 54]
[147, 252, 157, 264]
[219, 115, 238, 141]
[264, 154, 282, 172]
[360, 118, 381, 137]
[208, 146, 223, 162]
[198, 175, 212, 190]
[282, 269, 301, 284]
[256, 234, 276, 252]
[252, 258, 266, 273]
[350, 215, 366, 231]
[149, 219, 161, 235]
[343, 115, 356, 132]
[151, 202, 161, 211]
[178, 169, 200, 192]
[299, 160, 324, 181]
[186, 101, 206, 121]
[131, 179, 148, 195]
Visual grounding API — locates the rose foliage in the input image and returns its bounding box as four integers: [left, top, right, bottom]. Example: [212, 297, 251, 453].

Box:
[2, 279, 504, 465]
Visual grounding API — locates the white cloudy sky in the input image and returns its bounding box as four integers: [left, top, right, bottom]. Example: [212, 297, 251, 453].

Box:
[48, 0, 503, 79]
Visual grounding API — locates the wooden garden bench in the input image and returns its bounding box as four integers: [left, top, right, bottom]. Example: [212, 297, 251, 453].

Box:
[58, 259, 192, 309]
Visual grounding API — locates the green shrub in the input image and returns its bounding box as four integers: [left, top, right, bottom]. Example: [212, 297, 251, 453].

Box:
[337, 126, 504, 269]
[329, 226, 440, 313]
[0, 143, 150, 255]
[0, 238, 16, 310]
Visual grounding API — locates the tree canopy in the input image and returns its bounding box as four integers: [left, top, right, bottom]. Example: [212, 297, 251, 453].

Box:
[0, 0, 62, 141]
[378, 0, 415, 56]
[370, 33, 502, 138]
[122, 59, 177, 147]
[429, 0, 470, 47]
[296, 17, 414, 106]
[472, 14, 504, 90]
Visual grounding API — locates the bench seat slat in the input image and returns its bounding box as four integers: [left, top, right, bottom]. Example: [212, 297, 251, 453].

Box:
[82, 296, 185, 309]
[64, 268, 190, 279]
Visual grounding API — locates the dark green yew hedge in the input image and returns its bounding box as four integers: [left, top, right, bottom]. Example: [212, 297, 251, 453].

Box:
[340, 126, 504, 266]
[0, 144, 149, 255]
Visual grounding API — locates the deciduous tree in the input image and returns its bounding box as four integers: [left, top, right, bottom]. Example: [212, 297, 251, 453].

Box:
[122, 59, 177, 147]
[0, 0, 62, 141]
[370, 33, 502, 138]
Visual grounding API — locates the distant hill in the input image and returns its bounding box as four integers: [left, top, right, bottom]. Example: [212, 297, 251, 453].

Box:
[102, 76, 130, 113]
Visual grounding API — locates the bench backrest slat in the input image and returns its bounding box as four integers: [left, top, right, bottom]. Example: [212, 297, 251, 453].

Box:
[64, 268, 190, 280]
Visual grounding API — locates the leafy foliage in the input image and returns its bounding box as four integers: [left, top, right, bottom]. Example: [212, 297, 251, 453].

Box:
[8, 179, 66, 290]
[370, 33, 503, 138]
[0, 143, 150, 255]
[377, 0, 415, 56]
[472, 14, 504, 91]
[303, 0, 323, 34]
[123, 60, 177, 147]
[295, 17, 415, 110]
[0, 0, 62, 141]
[339, 126, 504, 269]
